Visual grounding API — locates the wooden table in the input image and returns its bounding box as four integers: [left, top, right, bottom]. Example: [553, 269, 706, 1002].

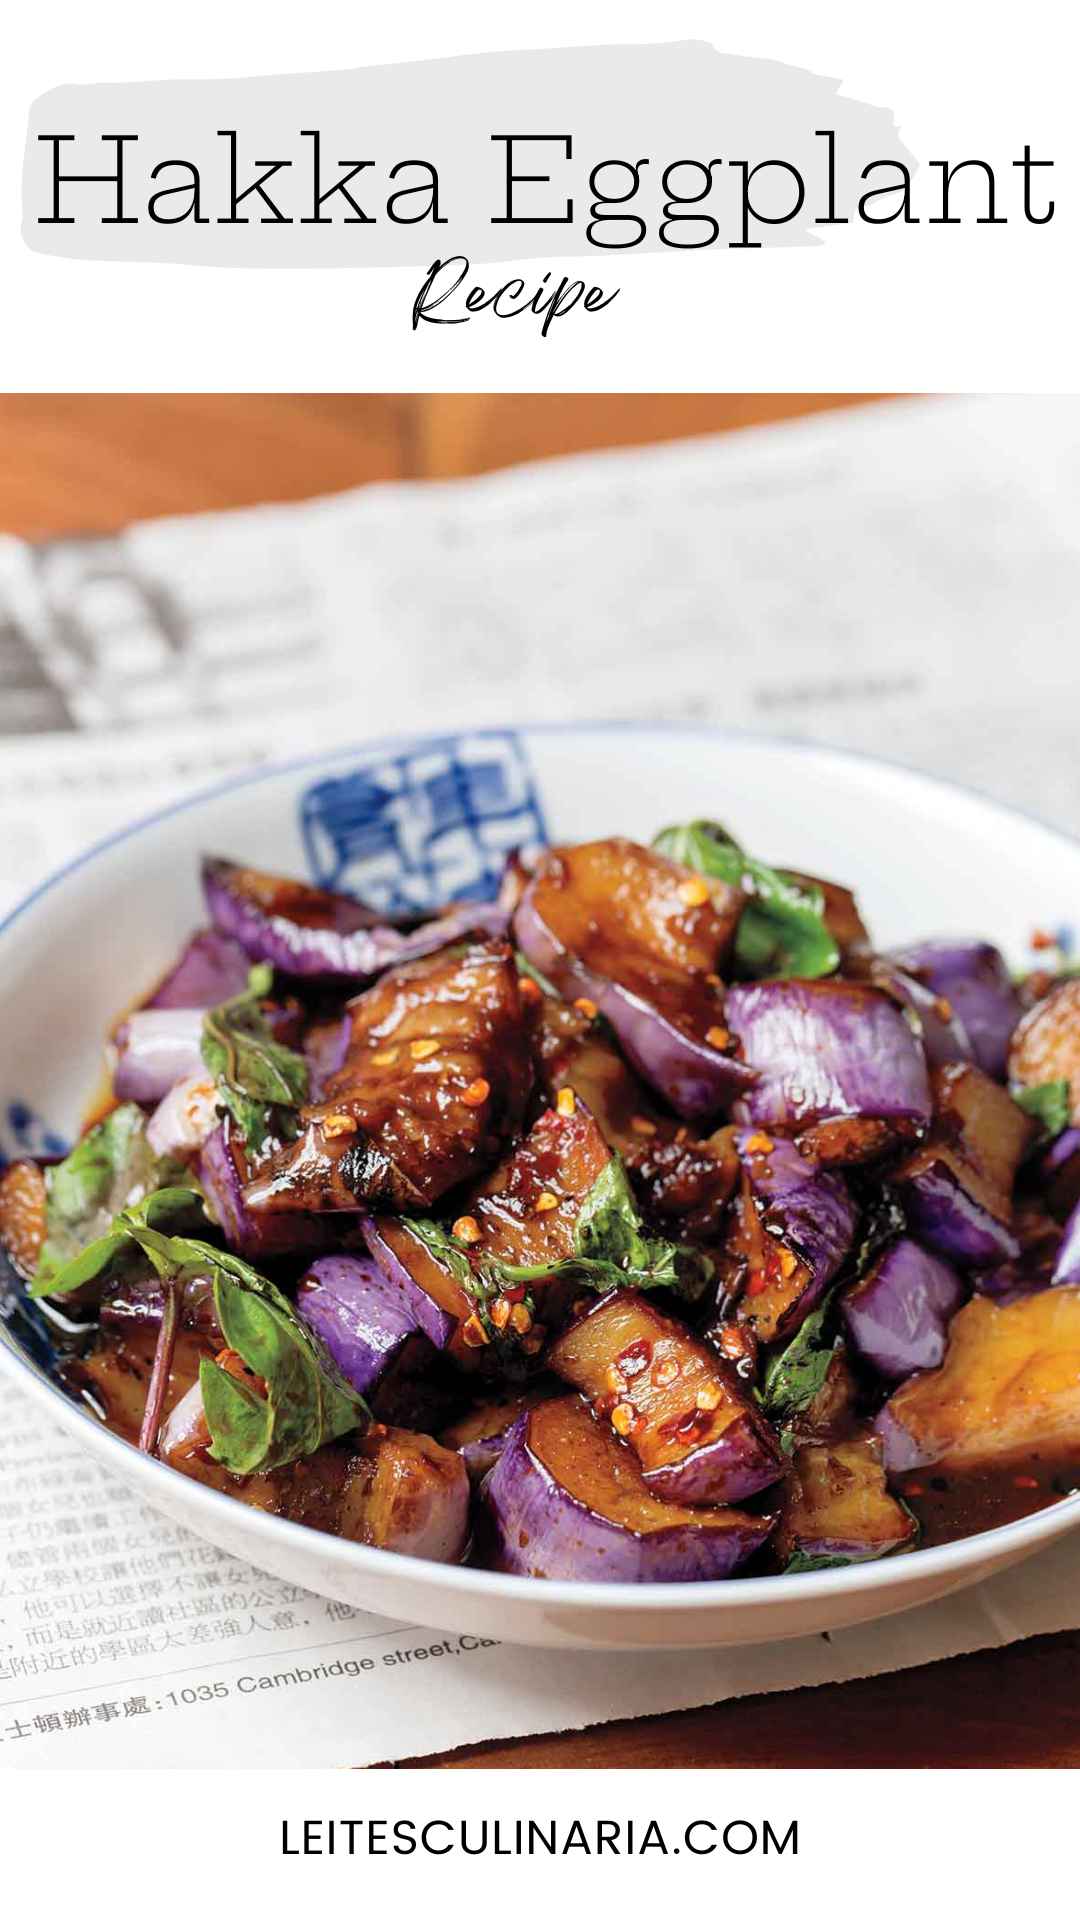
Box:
[4, 390, 1073, 1769]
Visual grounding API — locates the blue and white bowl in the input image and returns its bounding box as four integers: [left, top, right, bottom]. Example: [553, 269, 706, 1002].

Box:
[2, 725, 1078, 1650]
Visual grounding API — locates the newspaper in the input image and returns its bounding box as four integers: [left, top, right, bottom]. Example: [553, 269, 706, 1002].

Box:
[3, 392, 1080, 1768]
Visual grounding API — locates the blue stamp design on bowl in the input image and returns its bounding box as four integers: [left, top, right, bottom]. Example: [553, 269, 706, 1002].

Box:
[298, 730, 548, 914]
[2, 1099, 69, 1165]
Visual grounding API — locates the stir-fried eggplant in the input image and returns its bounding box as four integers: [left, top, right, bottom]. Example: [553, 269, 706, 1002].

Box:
[479, 1394, 774, 1581]
[1010, 978, 1080, 1125]
[515, 838, 754, 1120]
[725, 977, 932, 1149]
[0, 1158, 46, 1280]
[440, 1384, 559, 1481]
[888, 940, 1020, 1079]
[775, 1436, 917, 1567]
[165, 1381, 469, 1561]
[243, 940, 532, 1213]
[876, 1289, 1080, 1472]
[534, 996, 737, 1238]
[21, 820, 1079, 1579]
[548, 1290, 784, 1503]
[720, 1130, 857, 1343]
[893, 1062, 1034, 1268]
[203, 855, 508, 982]
[841, 1236, 966, 1382]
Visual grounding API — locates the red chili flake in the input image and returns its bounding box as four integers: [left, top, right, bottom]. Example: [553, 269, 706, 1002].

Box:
[1013, 1473, 1040, 1489]
[616, 1337, 652, 1380]
[746, 1269, 768, 1297]
[905, 1482, 926, 1496]
[1030, 928, 1056, 951]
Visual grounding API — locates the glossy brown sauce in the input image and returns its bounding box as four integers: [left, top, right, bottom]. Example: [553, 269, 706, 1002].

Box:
[895, 1452, 1080, 1547]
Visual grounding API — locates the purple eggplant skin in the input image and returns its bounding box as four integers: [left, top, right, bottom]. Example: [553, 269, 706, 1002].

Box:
[112, 1008, 205, 1105]
[145, 929, 252, 1010]
[478, 1399, 775, 1583]
[725, 979, 932, 1135]
[296, 1254, 447, 1397]
[642, 1414, 784, 1507]
[197, 1124, 341, 1264]
[1051, 1199, 1080, 1289]
[841, 1236, 966, 1382]
[888, 941, 1020, 1080]
[898, 1161, 1020, 1269]
[871, 961, 972, 1069]
[202, 855, 506, 983]
[514, 892, 756, 1123]
[299, 1251, 451, 1374]
[360, 1217, 457, 1346]
[730, 1130, 858, 1342]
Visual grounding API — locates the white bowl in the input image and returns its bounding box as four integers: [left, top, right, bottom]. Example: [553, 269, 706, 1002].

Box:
[2, 724, 1079, 1651]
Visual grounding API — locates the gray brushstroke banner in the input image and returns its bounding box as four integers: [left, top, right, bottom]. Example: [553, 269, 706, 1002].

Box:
[23, 41, 911, 267]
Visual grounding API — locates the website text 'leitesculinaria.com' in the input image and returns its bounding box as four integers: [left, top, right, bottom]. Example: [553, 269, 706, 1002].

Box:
[281, 1818, 798, 1858]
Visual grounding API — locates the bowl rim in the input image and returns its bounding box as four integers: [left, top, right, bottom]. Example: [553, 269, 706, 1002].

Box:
[4, 719, 1080, 1619]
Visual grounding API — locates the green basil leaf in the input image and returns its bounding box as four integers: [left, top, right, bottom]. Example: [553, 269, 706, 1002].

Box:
[409, 1150, 711, 1340]
[201, 966, 309, 1156]
[782, 1551, 855, 1576]
[760, 1299, 840, 1424]
[653, 819, 839, 980]
[31, 1108, 187, 1296]
[193, 1250, 365, 1475]
[1013, 1079, 1071, 1141]
[30, 1185, 205, 1298]
[62, 1198, 364, 1470]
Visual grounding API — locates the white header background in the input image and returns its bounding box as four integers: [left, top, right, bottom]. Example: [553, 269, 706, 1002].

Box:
[0, 4, 1076, 387]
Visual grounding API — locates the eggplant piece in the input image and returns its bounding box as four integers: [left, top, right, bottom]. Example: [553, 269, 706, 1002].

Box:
[360, 1099, 616, 1365]
[364, 1217, 479, 1367]
[439, 1384, 558, 1481]
[479, 1394, 774, 1582]
[296, 1253, 452, 1398]
[145, 928, 252, 1010]
[1010, 978, 1080, 1125]
[975, 1207, 1063, 1305]
[202, 855, 506, 983]
[876, 1288, 1080, 1472]
[146, 1070, 220, 1159]
[889, 940, 1020, 1079]
[535, 996, 737, 1240]
[0, 1158, 46, 1281]
[164, 1387, 469, 1562]
[112, 1007, 205, 1105]
[793, 1347, 860, 1442]
[243, 940, 531, 1214]
[840, 1236, 966, 1382]
[548, 1290, 783, 1504]
[893, 1062, 1034, 1269]
[515, 839, 754, 1122]
[723, 1130, 857, 1343]
[466, 1098, 612, 1265]
[724, 978, 932, 1145]
[869, 960, 973, 1070]
[99, 1268, 219, 1338]
[198, 1123, 342, 1263]
[775, 1436, 917, 1566]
